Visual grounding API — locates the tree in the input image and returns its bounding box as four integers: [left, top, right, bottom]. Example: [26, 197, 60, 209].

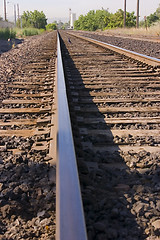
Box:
[74, 10, 110, 31]
[74, 9, 136, 31]
[126, 11, 136, 27]
[155, 4, 160, 18]
[21, 10, 47, 29]
[146, 4, 160, 27]
[95, 10, 110, 30]
[46, 23, 57, 30]
[147, 13, 159, 26]
[139, 4, 160, 27]
[104, 9, 136, 29]
[142, 4, 160, 27]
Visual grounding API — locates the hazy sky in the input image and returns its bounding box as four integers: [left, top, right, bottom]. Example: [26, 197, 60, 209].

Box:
[1, 0, 160, 22]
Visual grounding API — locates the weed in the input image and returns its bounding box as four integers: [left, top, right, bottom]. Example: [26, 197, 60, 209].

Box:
[0, 28, 16, 40]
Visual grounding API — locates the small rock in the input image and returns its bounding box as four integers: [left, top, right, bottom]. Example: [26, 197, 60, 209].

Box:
[1, 204, 11, 218]
[114, 184, 130, 192]
[134, 202, 145, 215]
[19, 183, 29, 192]
[44, 155, 52, 161]
[152, 219, 160, 230]
[37, 210, 45, 217]
[156, 201, 160, 212]
[111, 208, 119, 218]
[40, 218, 50, 226]
[0, 183, 3, 191]
[145, 211, 153, 219]
[14, 218, 20, 226]
[129, 161, 136, 168]
[136, 185, 145, 193]
[94, 222, 106, 232]
[106, 228, 118, 239]
[0, 156, 3, 164]
[97, 233, 107, 240]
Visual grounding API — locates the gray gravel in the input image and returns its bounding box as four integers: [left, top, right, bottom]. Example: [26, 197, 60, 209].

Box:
[78, 31, 160, 59]
[0, 32, 57, 239]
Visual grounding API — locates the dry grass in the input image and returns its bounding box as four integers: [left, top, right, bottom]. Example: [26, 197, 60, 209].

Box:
[100, 22, 160, 38]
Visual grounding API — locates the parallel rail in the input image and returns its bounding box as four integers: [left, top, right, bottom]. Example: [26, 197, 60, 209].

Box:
[68, 32, 160, 67]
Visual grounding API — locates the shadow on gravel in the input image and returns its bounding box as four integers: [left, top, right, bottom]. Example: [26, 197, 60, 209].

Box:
[60, 34, 147, 240]
[0, 149, 56, 238]
[0, 39, 24, 54]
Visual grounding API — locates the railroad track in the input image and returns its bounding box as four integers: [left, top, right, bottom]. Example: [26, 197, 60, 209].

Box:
[0, 32, 57, 239]
[0, 30, 160, 240]
[59, 31, 160, 240]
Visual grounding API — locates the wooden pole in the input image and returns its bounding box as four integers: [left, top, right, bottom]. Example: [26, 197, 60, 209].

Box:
[136, 0, 139, 28]
[124, 0, 126, 27]
[14, 4, 16, 26]
[17, 4, 20, 20]
[69, 8, 71, 28]
[4, 0, 7, 21]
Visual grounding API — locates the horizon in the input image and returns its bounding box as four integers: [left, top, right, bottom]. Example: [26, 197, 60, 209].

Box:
[0, 0, 159, 23]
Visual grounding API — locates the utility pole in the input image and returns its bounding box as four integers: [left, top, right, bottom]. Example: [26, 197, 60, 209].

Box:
[4, 0, 7, 21]
[136, 0, 139, 28]
[69, 8, 71, 28]
[17, 3, 20, 20]
[14, 4, 16, 26]
[124, 0, 126, 28]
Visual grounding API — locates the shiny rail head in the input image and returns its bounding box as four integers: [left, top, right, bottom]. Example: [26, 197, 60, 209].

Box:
[56, 32, 87, 240]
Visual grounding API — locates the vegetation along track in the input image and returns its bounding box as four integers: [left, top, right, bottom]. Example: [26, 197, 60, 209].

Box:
[59, 30, 160, 240]
[0, 31, 57, 239]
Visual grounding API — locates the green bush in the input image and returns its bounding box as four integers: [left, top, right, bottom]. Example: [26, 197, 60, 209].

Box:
[74, 9, 136, 31]
[39, 28, 45, 33]
[21, 10, 47, 29]
[22, 28, 39, 36]
[46, 23, 57, 30]
[0, 28, 16, 40]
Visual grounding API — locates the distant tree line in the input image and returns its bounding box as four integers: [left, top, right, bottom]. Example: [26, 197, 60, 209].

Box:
[16, 4, 160, 32]
[74, 9, 136, 31]
[74, 5, 160, 31]
[16, 10, 57, 30]
[16, 10, 71, 30]
[140, 4, 160, 27]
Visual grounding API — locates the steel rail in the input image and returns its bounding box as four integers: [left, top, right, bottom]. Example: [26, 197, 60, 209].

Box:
[67, 32, 160, 68]
[56, 32, 87, 240]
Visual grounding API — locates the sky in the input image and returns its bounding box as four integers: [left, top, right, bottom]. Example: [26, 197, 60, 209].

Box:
[0, 0, 160, 23]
